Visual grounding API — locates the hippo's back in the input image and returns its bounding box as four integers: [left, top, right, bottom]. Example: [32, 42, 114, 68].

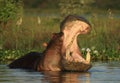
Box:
[8, 52, 42, 70]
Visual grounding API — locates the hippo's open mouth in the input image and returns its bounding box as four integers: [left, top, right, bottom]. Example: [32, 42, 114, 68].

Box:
[65, 34, 90, 64]
[61, 20, 92, 71]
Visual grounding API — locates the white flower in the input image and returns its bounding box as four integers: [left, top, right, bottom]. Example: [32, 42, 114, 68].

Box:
[86, 48, 91, 52]
[81, 48, 85, 51]
[93, 50, 98, 54]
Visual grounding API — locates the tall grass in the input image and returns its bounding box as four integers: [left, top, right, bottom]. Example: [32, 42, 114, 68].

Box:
[0, 15, 60, 50]
[0, 10, 120, 62]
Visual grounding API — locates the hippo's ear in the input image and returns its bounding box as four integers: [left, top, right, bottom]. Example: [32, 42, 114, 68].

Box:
[42, 42, 48, 47]
[59, 32, 64, 40]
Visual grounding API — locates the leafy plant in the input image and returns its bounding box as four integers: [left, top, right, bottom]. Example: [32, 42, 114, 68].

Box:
[0, 0, 23, 28]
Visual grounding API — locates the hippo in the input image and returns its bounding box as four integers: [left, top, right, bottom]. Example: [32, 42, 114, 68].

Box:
[8, 15, 92, 72]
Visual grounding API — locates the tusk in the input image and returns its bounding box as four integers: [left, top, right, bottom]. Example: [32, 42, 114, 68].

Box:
[65, 50, 70, 60]
[86, 51, 91, 63]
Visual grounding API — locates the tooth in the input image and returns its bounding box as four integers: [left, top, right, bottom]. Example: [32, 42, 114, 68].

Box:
[86, 51, 91, 63]
[65, 50, 70, 60]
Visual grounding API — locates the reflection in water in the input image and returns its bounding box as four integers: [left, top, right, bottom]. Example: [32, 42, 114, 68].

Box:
[0, 65, 90, 83]
[0, 61, 120, 83]
[42, 71, 90, 83]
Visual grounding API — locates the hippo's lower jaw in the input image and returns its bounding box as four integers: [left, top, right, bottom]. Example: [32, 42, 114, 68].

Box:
[62, 51, 92, 72]
[62, 60, 92, 72]
[65, 50, 91, 64]
[62, 48, 92, 72]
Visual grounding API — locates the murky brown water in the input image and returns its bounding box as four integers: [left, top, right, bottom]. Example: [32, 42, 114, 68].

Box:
[0, 61, 120, 83]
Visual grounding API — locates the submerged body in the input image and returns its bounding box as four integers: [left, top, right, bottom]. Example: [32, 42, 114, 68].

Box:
[8, 15, 92, 72]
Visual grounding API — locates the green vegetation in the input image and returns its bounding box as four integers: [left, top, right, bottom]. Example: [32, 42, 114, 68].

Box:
[79, 13, 120, 61]
[0, 0, 120, 63]
[0, 0, 23, 29]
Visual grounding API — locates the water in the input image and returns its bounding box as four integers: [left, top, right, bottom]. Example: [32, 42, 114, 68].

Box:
[0, 61, 120, 83]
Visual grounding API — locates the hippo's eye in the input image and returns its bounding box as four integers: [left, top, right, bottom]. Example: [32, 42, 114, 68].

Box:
[86, 27, 89, 30]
